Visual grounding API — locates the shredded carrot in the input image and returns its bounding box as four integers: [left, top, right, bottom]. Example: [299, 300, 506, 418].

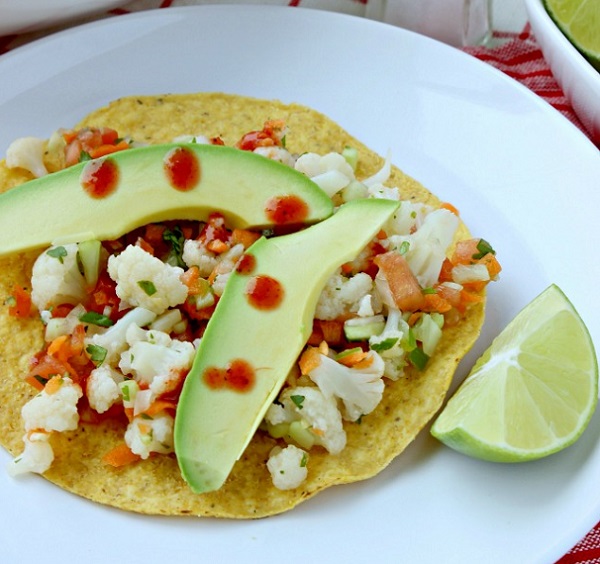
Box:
[25, 375, 46, 391]
[337, 350, 369, 367]
[231, 228, 260, 249]
[87, 139, 130, 159]
[124, 407, 134, 423]
[47, 335, 69, 357]
[142, 400, 177, 418]
[479, 252, 502, 279]
[207, 239, 230, 254]
[135, 236, 155, 255]
[423, 292, 452, 313]
[440, 202, 460, 216]
[102, 442, 140, 468]
[311, 427, 325, 437]
[44, 375, 63, 395]
[299, 347, 322, 375]
[352, 354, 375, 370]
[407, 312, 423, 326]
[181, 266, 202, 294]
[318, 340, 329, 356]
[376, 229, 387, 240]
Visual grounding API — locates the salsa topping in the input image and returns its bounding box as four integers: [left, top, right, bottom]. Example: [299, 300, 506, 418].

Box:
[163, 146, 200, 192]
[80, 158, 119, 199]
[245, 275, 284, 310]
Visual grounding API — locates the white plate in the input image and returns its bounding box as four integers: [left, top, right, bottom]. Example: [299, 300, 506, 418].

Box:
[0, 0, 126, 36]
[524, 0, 600, 144]
[0, 6, 599, 563]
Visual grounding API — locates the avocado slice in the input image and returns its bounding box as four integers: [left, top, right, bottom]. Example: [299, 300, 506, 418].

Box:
[0, 144, 333, 257]
[174, 198, 400, 493]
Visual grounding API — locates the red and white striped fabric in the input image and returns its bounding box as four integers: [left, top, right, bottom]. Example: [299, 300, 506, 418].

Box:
[0, 1, 598, 561]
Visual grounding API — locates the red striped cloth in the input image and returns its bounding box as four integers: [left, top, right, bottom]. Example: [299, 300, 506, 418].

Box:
[0, 3, 597, 561]
[463, 25, 591, 139]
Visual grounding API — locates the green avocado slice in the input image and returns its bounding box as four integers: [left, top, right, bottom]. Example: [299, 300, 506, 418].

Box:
[0, 144, 333, 257]
[174, 198, 400, 493]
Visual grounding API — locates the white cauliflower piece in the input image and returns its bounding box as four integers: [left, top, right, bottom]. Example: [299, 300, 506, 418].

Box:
[86, 307, 156, 365]
[21, 376, 82, 432]
[367, 183, 400, 200]
[182, 239, 218, 276]
[295, 152, 355, 197]
[107, 245, 187, 314]
[308, 351, 385, 422]
[30, 244, 87, 311]
[368, 308, 410, 381]
[385, 201, 431, 236]
[315, 271, 374, 321]
[253, 146, 296, 167]
[6, 136, 48, 177]
[125, 412, 174, 459]
[270, 386, 347, 455]
[7, 432, 54, 476]
[403, 208, 459, 288]
[119, 325, 195, 399]
[86, 365, 124, 414]
[267, 445, 308, 490]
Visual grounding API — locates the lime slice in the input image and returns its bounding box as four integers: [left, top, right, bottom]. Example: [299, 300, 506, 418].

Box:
[431, 284, 598, 462]
[544, 0, 600, 70]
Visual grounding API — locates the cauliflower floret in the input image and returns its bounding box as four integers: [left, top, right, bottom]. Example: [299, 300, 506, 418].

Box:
[315, 270, 374, 321]
[7, 432, 54, 476]
[402, 208, 459, 288]
[86, 307, 156, 365]
[182, 239, 218, 276]
[368, 308, 410, 381]
[5, 136, 48, 177]
[119, 325, 195, 399]
[385, 201, 431, 236]
[253, 146, 296, 167]
[86, 365, 124, 414]
[30, 244, 87, 311]
[308, 350, 385, 422]
[107, 244, 187, 315]
[267, 386, 346, 454]
[267, 445, 308, 490]
[21, 376, 82, 432]
[125, 412, 174, 459]
[295, 152, 355, 197]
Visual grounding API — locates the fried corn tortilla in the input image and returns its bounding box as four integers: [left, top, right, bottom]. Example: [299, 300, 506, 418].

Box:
[0, 93, 484, 518]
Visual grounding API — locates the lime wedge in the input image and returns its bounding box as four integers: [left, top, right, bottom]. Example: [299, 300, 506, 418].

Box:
[544, 0, 600, 70]
[431, 284, 598, 462]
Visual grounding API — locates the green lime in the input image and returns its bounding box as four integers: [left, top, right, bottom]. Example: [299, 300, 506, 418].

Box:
[431, 284, 598, 462]
[544, 0, 600, 70]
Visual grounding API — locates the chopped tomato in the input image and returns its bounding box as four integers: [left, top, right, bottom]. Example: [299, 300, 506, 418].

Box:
[236, 119, 286, 151]
[7, 284, 32, 318]
[374, 251, 426, 311]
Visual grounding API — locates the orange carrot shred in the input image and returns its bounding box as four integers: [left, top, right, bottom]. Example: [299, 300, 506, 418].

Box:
[337, 350, 369, 367]
[440, 202, 460, 216]
[299, 347, 322, 375]
[102, 442, 140, 468]
[44, 375, 63, 395]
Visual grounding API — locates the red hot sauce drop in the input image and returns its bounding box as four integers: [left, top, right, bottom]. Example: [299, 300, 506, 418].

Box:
[245, 275, 284, 310]
[203, 359, 255, 393]
[235, 253, 256, 275]
[163, 146, 200, 191]
[264, 195, 308, 225]
[80, 158, 119, 199]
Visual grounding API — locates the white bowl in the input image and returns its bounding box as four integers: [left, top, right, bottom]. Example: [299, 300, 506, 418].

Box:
[524, 0, 600, 145]
[0, 0, 127, 36]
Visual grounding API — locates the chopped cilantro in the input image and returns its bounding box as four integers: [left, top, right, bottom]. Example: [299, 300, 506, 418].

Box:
[422, 287, 437, 295]
[398, 240, 411, 255]
[163, 226, 186, 269]
[46, 246, 68, 263]
[138, 280, 157, 296]
[290, 395, 305, 409]
[79, 311, 114, 327]
[79, 151, 92, 162]
[300, 452, 308, 467]
[409, 347, 430, 370]
[371, 337, 399, 352]
[86, 344, 107, 366]
[473, 239, 496, 260]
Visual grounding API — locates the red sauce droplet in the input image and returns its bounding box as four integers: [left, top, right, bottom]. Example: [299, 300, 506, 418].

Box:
[202, 359, 255, 393]
[236, 253, 256, 275]
[164, 146, 200, 191]
[245, 275, 283, 310]
[265, 195, 309, 224]
[80, 158, 119, 199]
